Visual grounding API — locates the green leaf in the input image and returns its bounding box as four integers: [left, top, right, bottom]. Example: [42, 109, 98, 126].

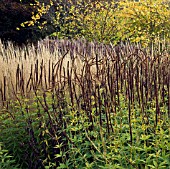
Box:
[141, 134, 151, 141]
[58, 163, 68, 169]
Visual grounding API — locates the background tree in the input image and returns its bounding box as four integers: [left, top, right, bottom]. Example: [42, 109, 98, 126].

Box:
[0, 0, 55, 45]
[2, 0, 170, 47]
[116, 0, 170, 48]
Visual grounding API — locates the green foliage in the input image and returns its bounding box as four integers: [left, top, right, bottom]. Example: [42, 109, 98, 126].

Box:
[57, 94, 170, 169]
[0, 142, 19, 169]
[1, 94, 169, 168]
[0, 91, 69, 168]
[50, 1, 118, 42]
[0, 100, 39, 168]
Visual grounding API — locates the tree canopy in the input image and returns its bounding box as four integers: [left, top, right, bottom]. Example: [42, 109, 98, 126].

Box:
[0, 0, 55, 45]
[1, 0, 170, 46]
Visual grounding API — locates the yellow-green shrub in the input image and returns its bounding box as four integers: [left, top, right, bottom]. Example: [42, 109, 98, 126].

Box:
[18, 0, 170, 47]
[116, 0, 170, 46]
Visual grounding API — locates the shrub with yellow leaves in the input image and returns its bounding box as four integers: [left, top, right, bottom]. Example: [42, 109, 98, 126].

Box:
[116, 0, 170, 47]
[18, 0, 170, 49]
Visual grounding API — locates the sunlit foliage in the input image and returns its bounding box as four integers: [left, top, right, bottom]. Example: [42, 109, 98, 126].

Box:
[18, 0, 170, 46]
[116, 0, 170, 46]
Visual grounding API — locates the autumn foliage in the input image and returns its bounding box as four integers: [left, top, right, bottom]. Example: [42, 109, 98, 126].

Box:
[1, 0, 170, 47]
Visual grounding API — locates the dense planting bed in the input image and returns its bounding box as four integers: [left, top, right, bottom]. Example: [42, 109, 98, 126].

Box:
[0, 40, 169, 169]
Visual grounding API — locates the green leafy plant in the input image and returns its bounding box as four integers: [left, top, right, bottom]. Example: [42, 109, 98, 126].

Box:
[0, 142, 19, 169]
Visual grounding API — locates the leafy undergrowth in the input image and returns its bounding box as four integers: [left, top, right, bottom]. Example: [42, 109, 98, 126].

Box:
[0, 142, 19, 169]
[0, 91, 169, 169]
